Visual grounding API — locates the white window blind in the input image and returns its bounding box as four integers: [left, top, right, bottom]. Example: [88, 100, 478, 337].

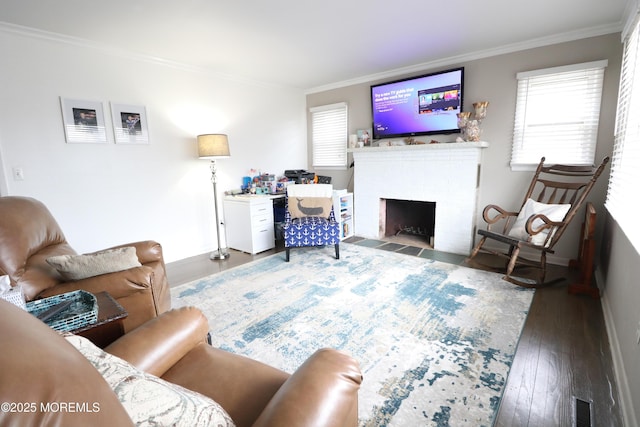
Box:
[311, 102, 347, 169]
[606, 15, 640, 254]
[511, 60, 607, 170]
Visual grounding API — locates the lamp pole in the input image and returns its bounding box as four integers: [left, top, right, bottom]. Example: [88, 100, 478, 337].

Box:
[209, 158, 229, 259]
[197, 133, 231, 261]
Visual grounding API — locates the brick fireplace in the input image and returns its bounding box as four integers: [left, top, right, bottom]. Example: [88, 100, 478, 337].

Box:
[350, 142, 488, 255]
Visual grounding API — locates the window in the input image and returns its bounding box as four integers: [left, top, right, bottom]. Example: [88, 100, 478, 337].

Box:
[511, 60, 608, 171]
[310, 102, 347, 169]
[606, 15, 640, 254]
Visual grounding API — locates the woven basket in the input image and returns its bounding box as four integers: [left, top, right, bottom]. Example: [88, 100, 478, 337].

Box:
[26, 290, 98, 332]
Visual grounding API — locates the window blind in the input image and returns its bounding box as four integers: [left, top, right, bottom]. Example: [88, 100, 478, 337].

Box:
[511, 60, 607, 170]
[311, 102, 348, 169]
[606, 16, 640, 254]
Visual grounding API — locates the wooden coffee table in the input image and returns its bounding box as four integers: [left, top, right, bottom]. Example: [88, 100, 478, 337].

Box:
[71, 291, 128, 348]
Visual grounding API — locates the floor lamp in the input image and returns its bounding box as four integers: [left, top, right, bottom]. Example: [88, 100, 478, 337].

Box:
[198, 134, 231, 260]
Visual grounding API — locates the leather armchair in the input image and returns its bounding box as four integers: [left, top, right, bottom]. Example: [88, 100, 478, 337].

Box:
[0, 300, 363, 427]
[0, 196, 171, 331]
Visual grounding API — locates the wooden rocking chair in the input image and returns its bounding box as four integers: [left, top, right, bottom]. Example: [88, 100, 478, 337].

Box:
[465, 156, 609, 287]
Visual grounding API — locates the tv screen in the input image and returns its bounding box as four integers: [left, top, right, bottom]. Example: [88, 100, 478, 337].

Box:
[371, 67, 464, 140]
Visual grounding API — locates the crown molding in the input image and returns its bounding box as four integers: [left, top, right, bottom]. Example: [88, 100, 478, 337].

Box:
[622, 0, 640, 39]
[0, 19, 624, 94]
[0, 21, 190, 68]
[0, 21, 286, 90]
[304, 22, 624, 95]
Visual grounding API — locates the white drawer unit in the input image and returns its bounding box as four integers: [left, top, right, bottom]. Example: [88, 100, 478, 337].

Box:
[223, 196, 275, 254]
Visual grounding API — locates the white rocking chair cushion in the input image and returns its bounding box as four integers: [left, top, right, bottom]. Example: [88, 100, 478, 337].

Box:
[508, 198, 571, 246]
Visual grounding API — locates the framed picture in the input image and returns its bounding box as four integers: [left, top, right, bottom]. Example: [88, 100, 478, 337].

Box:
[111, 103, 149, 144]
[60, 97, 108, 144]
[357, 128, 372, 147]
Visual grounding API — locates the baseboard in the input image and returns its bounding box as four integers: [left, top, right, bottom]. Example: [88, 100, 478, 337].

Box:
[595, 267, 636, 427]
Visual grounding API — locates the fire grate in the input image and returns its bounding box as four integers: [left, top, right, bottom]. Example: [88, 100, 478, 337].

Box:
[396, 226, 429, 237]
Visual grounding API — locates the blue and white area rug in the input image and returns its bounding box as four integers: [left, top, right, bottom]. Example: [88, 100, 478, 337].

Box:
[172, 244, 534, 426]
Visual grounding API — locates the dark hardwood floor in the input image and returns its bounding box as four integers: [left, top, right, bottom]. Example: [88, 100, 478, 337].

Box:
[166, 238, 623, 427]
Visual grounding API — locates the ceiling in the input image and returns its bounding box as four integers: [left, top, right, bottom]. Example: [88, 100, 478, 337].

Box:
[0, 0, 629, 91]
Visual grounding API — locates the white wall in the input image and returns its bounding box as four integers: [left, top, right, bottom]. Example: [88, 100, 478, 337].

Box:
[600, 218, 640, 427]
[0, 26, 307, 262]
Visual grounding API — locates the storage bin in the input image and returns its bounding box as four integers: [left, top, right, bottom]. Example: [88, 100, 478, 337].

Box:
[26, 290, 98, 332]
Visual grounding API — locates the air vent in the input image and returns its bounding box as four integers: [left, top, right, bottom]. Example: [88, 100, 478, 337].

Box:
[574, 397, 593, 427]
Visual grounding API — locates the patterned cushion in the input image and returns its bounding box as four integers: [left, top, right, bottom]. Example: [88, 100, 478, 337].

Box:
[65, 334, 236, 427]
[47, 247, 142, 280]
[283, 192, 340, 249]
[283, 216, 341, 247]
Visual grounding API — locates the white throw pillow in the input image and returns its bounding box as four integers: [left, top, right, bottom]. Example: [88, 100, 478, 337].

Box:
[65, 334, 236, 427]
[508, 198, 571, 247]
[46, 247, 142, 280]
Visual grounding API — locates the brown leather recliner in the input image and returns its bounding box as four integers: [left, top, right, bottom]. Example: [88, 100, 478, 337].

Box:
[0, 300, 363, 427]
[0, 196, 171, 331]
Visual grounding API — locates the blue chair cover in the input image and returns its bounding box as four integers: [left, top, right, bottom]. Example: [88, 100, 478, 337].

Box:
[282, 196, 340, 261]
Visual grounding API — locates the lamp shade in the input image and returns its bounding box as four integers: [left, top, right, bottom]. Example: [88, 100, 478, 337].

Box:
[197, 134, 230, 158]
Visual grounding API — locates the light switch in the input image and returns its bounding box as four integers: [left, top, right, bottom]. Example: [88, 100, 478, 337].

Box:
[12, 167, 24, 181]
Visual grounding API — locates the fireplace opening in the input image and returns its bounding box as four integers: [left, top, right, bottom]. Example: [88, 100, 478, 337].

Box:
[380, 199, 436, 248]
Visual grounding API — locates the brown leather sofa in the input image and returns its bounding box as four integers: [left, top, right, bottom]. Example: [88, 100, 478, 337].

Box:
[0, 196, 171, 331]
[0, 299, 363, 427]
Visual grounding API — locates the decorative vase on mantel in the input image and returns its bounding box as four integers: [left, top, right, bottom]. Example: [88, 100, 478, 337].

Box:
[457, 101, 489, 142]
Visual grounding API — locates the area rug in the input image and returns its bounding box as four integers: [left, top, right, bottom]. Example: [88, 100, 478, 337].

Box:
[172, 244, 534, 426]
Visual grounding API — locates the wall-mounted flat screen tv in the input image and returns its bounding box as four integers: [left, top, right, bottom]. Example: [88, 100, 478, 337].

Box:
[370, 67, 464, 140]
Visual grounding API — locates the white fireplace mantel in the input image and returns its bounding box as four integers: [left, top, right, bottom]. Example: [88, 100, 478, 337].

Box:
[348, 141, 489, 154]
[351, 141, 489, 255]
